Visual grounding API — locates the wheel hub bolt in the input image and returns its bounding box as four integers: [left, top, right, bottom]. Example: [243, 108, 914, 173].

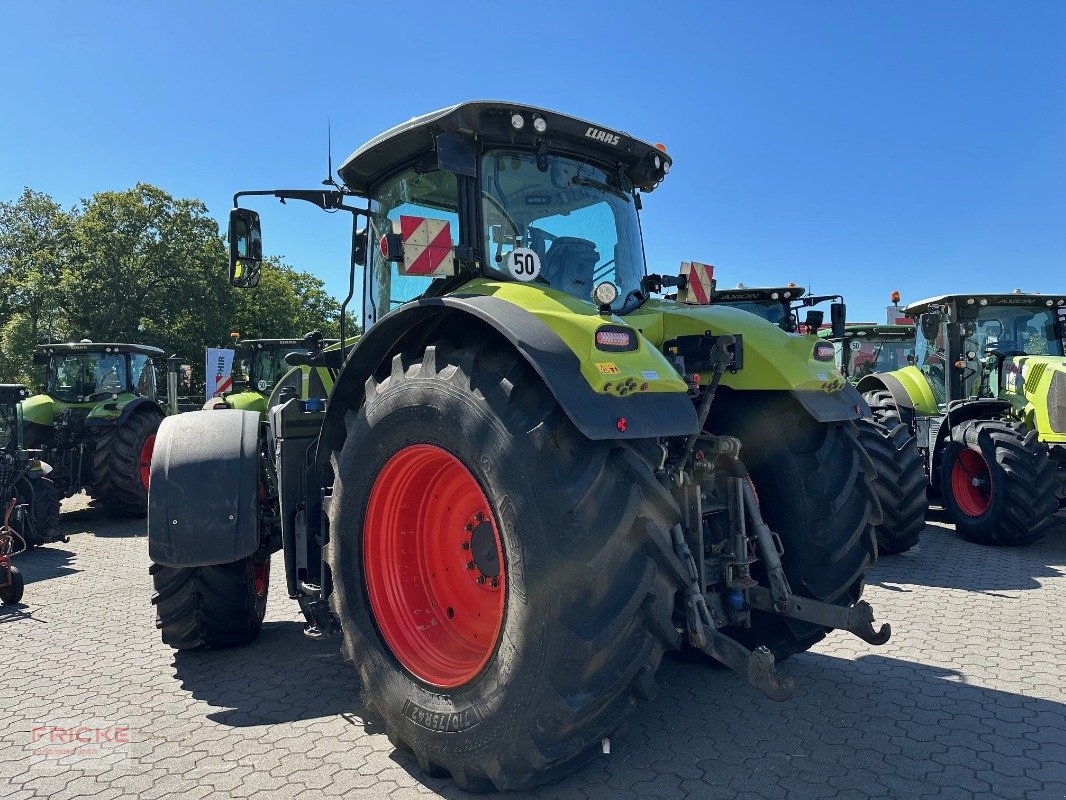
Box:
[461, 541, 471, 550]
[467, 561, 476, 570]
[490, 578, 499, 588]
[477, 575, 486, 585]
[475, 512, 485, 523]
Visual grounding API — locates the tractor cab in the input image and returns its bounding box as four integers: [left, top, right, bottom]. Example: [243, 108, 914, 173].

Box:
[707, 284, 848, 337]
[824, 324, 915, 383]
[903, 294, 1066, 407]
[33, 342, 162, 406]
[206, 335, 339, 414]
[234, 338, 337, 395]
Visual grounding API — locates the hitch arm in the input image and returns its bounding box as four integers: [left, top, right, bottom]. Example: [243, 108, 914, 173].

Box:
[746, 587, 891, 646]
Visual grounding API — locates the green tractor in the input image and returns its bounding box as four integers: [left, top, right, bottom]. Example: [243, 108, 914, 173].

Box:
[823, 323, 915, 384]
[204, 334, 339, 415]
[0, 383, 61, 548]
[21, 341, 168, 515]
[858, 292, 1066, 545]
[148, 102, 895, 790]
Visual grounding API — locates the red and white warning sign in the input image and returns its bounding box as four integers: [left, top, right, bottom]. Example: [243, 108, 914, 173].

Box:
[676, 262, 715, 305]
[397, 215, 456, 277]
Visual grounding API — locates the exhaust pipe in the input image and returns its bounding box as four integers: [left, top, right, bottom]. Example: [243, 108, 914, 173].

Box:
[166, 356, 180, 416]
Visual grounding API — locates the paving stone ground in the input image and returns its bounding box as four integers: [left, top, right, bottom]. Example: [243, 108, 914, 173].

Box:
[2, 495, 1065, 800]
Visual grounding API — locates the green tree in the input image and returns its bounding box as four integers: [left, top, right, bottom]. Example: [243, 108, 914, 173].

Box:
[0, 189, 77, 382]
[63, 183, 238, 386]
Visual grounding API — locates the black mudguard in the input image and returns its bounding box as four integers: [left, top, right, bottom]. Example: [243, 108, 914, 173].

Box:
[791, 384, 868, 423]
[320, 294, 698, 460]
[147, 409, 261, 568]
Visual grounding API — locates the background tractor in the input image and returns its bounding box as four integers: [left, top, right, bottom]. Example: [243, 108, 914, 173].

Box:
[21, 342, 168, 515]
[858, 292, 1066, 546]
[204, 333, 338, 415]
[147, 101, 894, 791]
[0, 383, 61, 548]
[824, 323, 915, 383]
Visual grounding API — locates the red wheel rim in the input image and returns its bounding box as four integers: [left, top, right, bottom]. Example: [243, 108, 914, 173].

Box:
[363, 444, 505, 688]
[951, 448, 992, 516]
[252, 561, 269, 597]
[139, 434, 156, 490]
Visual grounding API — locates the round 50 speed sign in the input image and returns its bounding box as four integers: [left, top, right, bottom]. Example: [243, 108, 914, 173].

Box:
[506, 248, 541, 282]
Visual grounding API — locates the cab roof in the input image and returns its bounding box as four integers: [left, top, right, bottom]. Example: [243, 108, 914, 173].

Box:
[710, 286, 806, 302]
[337, 100, 672, 194]
[905, 293, 1066, 316]
[34, 342, 164, 357]
[236, 338, 339, 350]
[822, 323, 914, 340]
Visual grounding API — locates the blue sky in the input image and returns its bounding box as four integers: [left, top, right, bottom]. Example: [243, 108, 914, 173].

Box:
[3, 1, 1064, 323]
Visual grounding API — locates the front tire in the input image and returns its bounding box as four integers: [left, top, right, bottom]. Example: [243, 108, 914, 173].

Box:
[940, 419, 1057, 546]
[92, 411, 162, 515]
[855, 419, 927, 554]
[862, 389, 902, 427]
[328, 342, 685, 791]
[711, 396, 879, 660]
[151, 554, 270, 649]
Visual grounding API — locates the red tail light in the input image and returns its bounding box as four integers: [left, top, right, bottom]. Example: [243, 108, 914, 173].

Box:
[813, 342, 835, 362]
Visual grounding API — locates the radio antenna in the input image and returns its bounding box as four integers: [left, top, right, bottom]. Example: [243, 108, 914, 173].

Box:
[322, 118, 340, 190]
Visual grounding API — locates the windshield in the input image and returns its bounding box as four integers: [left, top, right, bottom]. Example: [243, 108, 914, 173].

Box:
[480, 150, 646, 313]
[847, 337, 913, 380]
[968, 305, 1064, 357]
[47, 353, 129, 402]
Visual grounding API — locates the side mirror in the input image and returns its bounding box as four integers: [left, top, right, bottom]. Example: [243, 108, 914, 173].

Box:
[804, 310, 824, 331]
[830, 302, 846, 338]
[32, 351, 50, 366]
[919, 313, 940, 341]
[353, 228, 368, 267]
[228, 208, 262, 288]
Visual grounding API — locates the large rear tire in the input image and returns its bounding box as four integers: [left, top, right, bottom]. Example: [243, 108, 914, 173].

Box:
[855, 419, 927, 554]
[328, 342, 685, 792]
[92, 411, 162, 515]
[151, 554, 270, 649]
[710, 396, 879, 660]
[940, 419, 1057, 546]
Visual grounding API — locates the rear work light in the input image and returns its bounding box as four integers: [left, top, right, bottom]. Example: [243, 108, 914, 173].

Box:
[813, 342, 835, 362]
[595, 326, 638, 352]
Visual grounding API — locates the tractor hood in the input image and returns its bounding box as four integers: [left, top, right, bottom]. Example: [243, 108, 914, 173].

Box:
[629, 299, 851, 394]
[1003, 355, 1066, 444]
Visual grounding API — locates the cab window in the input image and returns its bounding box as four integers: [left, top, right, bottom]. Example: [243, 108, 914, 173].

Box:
[366, 168, 459, 325]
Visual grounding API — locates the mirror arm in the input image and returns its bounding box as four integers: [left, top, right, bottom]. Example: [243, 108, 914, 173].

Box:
[232, 189, 369, 217]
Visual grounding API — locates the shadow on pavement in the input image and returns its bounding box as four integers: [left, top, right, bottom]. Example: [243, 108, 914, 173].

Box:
[868, 518, 1066, 594]
[172, 620, 377, 730]
[172, 612, 1066, 799]
[9, 545, 79, 585]
[59, 501, 145, 539]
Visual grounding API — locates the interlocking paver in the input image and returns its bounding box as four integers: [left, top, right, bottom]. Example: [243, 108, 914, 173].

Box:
[2, 497, 1064, 799]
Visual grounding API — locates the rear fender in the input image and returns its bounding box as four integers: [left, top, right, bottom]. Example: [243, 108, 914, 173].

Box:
[856, 366, 939, 423]
[148, 409, 261, 567]
[320, 295, 699, 468]
[85, 396, 166, 428]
